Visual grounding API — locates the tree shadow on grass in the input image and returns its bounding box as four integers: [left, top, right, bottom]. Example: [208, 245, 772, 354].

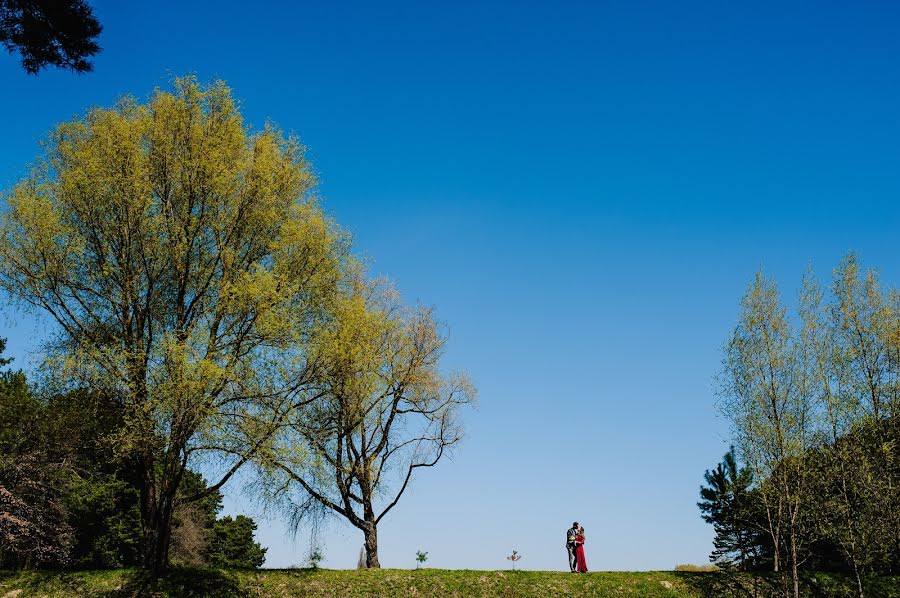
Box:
[0, 567, 334, 598]
[674, 571, 900, 598]
[673, 571, 789, 598]
[98, 567, 251, 598]
[0, 569, 106, 597]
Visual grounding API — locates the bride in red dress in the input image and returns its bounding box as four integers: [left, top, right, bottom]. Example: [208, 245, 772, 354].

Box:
[575, 527, 588, 573]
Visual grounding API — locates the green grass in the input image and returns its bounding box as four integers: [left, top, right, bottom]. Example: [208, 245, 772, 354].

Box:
[0, 567, 898, 597]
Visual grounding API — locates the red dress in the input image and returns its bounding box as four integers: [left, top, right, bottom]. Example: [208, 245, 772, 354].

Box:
[575, 533, 588, 572]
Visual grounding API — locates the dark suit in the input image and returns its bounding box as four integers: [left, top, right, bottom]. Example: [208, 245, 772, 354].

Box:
[566, 526, 578, 572]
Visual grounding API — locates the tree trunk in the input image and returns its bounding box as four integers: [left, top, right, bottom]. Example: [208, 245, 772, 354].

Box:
[762, 494, 781, 573]
[139, 455, 176, 574]
[363, 522, 380, 569]
[144, 494, 175, 573]
[791, 555, 800, 598]
[846, 533, 864, 598]
[790, 515, 800, 598]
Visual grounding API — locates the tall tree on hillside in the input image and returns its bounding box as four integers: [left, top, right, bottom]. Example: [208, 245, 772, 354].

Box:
[1, 0, 102, 73]
[258, 277, 475, 568]
[829, 256, 900, 573]
[800, 266, 873, 597]
[720, 272, 816, 598]
[698, 447, 761, 570]
[0, 78, 348, 572]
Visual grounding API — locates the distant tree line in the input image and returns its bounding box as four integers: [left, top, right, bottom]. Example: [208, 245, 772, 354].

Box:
[702, 254, 900, 598]
[0, 77, 473, 572]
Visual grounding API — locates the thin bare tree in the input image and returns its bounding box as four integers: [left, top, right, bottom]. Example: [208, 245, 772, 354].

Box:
[258, 277, 475, 568]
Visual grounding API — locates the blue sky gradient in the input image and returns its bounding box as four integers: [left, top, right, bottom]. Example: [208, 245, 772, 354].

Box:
[1, 0, 899, 571]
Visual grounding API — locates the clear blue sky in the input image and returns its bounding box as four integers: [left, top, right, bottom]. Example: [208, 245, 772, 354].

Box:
[1, 0, 899, 571]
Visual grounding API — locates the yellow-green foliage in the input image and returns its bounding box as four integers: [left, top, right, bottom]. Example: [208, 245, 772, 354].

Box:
[254, 274, 475, 569]
[0, 76, 347, 444]
[0, 77, 352, 566]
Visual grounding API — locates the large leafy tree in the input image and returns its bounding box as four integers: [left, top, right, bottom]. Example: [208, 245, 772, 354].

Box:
[0, 77, 348, 571]
[0, 0, 101, 73]
[259, 276, 475, 568]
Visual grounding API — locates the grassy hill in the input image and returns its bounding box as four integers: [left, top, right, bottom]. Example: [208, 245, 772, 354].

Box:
[1, 568, 898, 597]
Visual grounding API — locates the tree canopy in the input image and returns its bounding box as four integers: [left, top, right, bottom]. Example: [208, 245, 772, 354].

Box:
[0, 0, 101, 74]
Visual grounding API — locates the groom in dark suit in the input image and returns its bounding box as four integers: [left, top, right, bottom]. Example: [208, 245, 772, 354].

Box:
[566, 521, 579, 572]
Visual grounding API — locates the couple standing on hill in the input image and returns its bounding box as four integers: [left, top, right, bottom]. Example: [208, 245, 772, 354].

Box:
[566, 522, 588, 573]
